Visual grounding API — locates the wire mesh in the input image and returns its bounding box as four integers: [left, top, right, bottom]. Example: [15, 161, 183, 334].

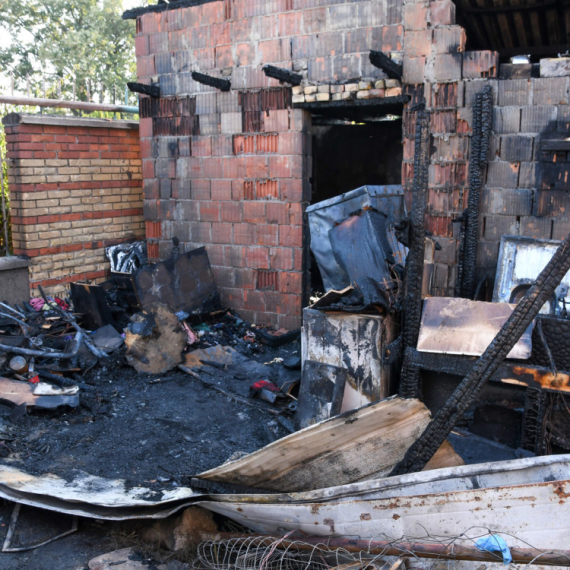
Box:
[193, 527, 570, 570]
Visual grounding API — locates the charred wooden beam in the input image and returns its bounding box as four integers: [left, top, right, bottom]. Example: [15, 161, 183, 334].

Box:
[262, 65, 302, 86]
[369, 50, 403, 80]
[127, 82, 160, 99]
[459, 85, 493, 299]
[401, 109, 430, 353]
[191, 72, 231, 92]
[391, 229, 570, 476]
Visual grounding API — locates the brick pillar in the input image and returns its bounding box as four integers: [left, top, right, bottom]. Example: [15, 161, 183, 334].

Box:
[2, 114, 145, 297]
[401, 0, 499, 296]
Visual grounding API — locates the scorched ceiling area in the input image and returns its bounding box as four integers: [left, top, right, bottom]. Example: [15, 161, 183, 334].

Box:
[454, 0, 570, 60]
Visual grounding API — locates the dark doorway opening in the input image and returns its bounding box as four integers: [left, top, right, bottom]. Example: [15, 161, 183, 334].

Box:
[307, 112, 403, 293]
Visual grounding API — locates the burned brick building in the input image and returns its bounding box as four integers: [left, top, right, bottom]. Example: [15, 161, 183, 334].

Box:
[125, 0, 570, 329]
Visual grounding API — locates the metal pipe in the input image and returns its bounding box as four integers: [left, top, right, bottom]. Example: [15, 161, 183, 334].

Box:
[197, 533, 570, 566]
[0, 158, 9, 256]
[0, 95, 138, 114]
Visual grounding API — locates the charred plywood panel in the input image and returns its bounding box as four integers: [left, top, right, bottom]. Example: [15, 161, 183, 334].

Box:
[133, 247, 221, 315]
[417, 297, 533, 360]
[197, 396, 463, 492]
[301, 308, 393, 412]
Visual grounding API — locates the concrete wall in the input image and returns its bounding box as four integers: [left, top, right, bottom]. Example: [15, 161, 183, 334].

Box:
[3, 114, 144, 296]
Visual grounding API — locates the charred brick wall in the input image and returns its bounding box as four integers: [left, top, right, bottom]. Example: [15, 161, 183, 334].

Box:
[401, 0, 570, 297]
[3, 114, 144, 296]
[134, 0, 402, 329]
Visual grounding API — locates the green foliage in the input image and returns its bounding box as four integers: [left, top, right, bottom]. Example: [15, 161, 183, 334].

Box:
[0, 0, 141, 104]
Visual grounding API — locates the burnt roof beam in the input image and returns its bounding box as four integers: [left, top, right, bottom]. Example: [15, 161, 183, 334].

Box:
[262, 65, 303, 86]
[369, 50, 403, 80]
[127, 82, 160, 98]
[191, 71, 231, 92]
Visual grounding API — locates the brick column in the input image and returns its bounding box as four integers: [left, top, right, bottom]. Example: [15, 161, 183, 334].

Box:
[2, 114, 144, 296]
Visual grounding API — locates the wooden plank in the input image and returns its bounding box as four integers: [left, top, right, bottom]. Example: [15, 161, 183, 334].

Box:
[197, 397, 463, 492]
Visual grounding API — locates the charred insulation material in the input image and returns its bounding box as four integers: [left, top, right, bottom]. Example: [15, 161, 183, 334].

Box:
[391, 229, 570, 476]
[459, 85, 493, 299]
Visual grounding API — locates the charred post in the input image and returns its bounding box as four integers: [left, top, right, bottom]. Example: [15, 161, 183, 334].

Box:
[453, 209, 468, 298]
[401, 108, 430, 354]
[460, 85, 493, 299]
[191, 72, 231, 92]
[391, 230, 570, 476]
[369, 50, 403, 80]
[262, 65, 302, 86]
[127, 82, 160, 98]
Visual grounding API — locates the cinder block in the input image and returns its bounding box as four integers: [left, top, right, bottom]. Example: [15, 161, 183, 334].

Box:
[518, 162, 536, 188]
[492, 107, 521, 134]
[427, 53, 462, 83]
[462, 51, 499, 79]
[552, 219, 570, 240]
[520, 105, 557, 133]
[292, 94, 305, 103]
[500, 135, 534, 162]
[292, 85, 304, 95]
[498, 79, 531, 106]
[404, 30, 433, 57]
[477, 240, 500, 268]
[430, 0, 456, 26]
[433, 26, 466, 55]
[540, 57, 570, 78]
[317, 84, 330, 93]
[403, 56, 426, 84]
[486, 161, 520, 188]
[304, 85, 318, 95]
[345, 83, 359, 92]
[532, 77, 569, 105]
[483, 214, 519, 240]
[534, 189, 570, 218]
[481, 187, 533, 216]
[519, 216, 552, 239]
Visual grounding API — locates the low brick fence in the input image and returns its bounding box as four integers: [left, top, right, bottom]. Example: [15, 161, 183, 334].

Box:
[2, 114, 144, 296]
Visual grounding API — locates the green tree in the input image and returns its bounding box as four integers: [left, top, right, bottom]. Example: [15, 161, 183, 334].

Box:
[0, 0, 142, 104]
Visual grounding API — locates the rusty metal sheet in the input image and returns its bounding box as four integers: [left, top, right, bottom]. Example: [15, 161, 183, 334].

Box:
[198, 455, 570, 553]
[417, 297, 533, 359]
[132, 247, 221, 315]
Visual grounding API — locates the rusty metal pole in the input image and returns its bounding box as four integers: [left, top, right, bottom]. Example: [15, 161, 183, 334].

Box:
[392, 231, 570, 475]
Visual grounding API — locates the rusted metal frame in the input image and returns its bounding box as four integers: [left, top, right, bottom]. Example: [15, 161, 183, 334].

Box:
[191, 72, 231, 92]
[262, 65, 302, 86]
[461, 86, 492, 299]
[369, 50, 403, 80]
[127, 82, 159, 98]
[391, 230, 570, 476]
[197, 532, 570, 566]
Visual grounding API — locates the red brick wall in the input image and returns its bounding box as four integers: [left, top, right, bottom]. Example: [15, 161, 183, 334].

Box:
[134, 0, 401, 329]
[3, 114, 144, 296]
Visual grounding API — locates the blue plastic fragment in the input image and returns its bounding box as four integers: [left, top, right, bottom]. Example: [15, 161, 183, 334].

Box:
[476, 535, 513, 565]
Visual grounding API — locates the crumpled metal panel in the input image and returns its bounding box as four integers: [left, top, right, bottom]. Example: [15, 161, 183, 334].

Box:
[329, 209, 395, 289]
[493, 235, 570, 316]
[417, 297, 533, 359]
[133, 247, 221, 315]
[306, 185, 406, 292]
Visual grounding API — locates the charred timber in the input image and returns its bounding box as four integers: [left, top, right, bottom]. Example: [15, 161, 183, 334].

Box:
[460, 85, 493, 299]
[127, 82, 160, 98]
[262, 65, 302, 86]
[369, 50, 403, 80]
[191, 72, 231, 92]
[401, 110, 430, 353]
[391, 229, 570, 476]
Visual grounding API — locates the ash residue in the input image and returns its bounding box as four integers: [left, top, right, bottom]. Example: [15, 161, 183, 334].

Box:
[1, 340, 300, 490]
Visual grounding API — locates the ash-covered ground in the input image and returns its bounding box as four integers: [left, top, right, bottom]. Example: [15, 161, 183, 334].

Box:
[0, 335, 301, 491]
